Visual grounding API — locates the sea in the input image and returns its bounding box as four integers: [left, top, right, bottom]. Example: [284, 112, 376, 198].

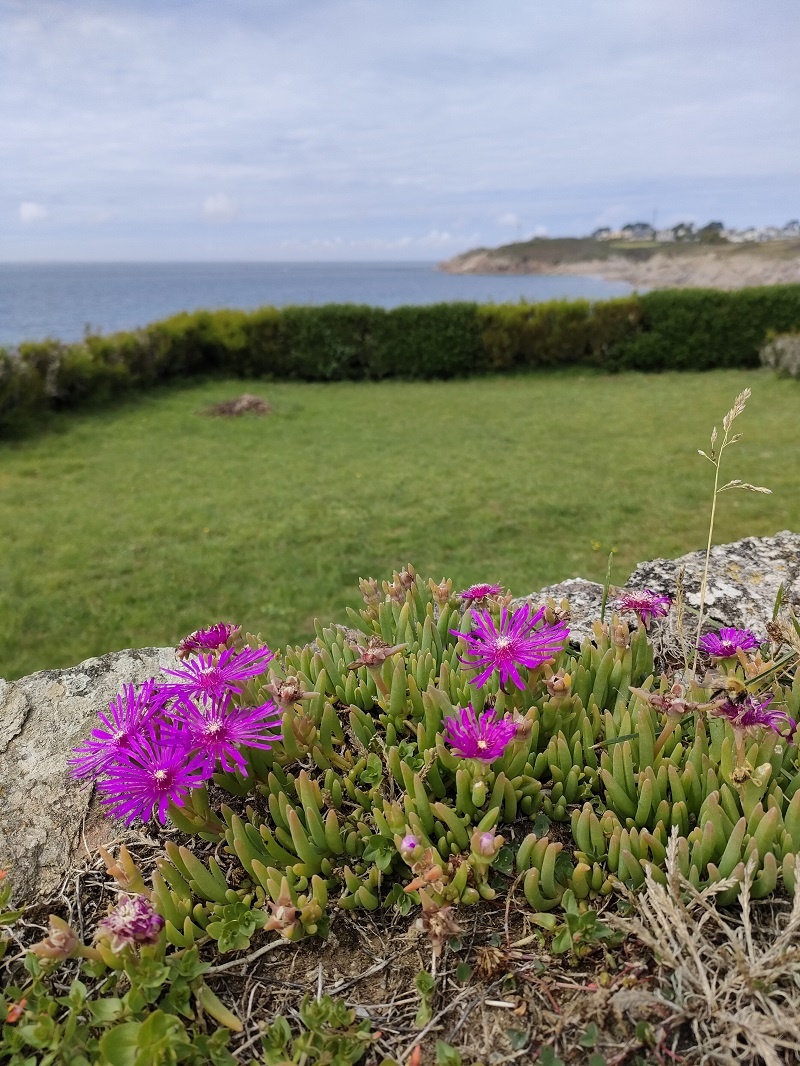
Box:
[0, 261, 635, 348]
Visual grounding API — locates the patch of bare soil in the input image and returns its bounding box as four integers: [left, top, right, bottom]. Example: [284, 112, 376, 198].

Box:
[202, 394, 272, 417]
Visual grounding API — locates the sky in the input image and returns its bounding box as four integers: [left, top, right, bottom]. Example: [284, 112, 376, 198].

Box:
[1, 0, 798, 261]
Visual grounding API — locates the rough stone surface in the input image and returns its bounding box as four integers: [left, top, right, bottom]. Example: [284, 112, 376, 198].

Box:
[626, 530, 800, 636]
[517, 578, 608, 644]
[0, 646, 179, 902]
[520, 532, 800, 642]
[759, 333, 800, 378]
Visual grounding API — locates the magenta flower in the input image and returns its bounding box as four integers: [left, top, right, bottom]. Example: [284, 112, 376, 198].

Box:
[96, 894, 163, 952]
[69, 680, 160, 779]
[698, 627, 759, 658]
[615, 589, 671, 629]
[452, 603, 569, 689]
[97, 723, 209, 825]
[161, 645, 274, 705]
[459, 583, 503, 603]
[443, 704, 517, 761]
[168, 693, 283, 775]
[177, 622, 240, 660]
[713, 693, 796, 736]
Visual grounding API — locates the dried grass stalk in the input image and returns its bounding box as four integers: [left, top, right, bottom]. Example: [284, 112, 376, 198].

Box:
[613, 830, 800, 1066]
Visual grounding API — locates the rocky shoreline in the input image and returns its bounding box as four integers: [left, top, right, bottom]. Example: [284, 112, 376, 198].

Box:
[441, 249, 800, 290]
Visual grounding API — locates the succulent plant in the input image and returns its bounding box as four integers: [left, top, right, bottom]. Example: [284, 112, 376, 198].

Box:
[80, 565, 800, 952]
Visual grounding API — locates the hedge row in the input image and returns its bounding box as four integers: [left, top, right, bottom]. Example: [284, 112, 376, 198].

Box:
[2, 284, 800, 426]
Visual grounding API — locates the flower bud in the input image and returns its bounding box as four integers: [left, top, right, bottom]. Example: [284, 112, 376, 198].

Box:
[30, 916, 80, 960]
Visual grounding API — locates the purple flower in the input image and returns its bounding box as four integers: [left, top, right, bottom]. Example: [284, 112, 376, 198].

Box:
[97, 723, 209, 826]
[96, 894, 163, 952]
[615, 589, 671, 629]
[177, 622, 240, 660]
[713, 693, 796, 736]
[161, 645, 274, 705]
[698, 627, 759, 658]
[168, 693, 283, 775]
[443, 704, 517, 761]
[459, 583, 503, 603]
[69, 680, 160, 780]
[452, 603, 569, 689]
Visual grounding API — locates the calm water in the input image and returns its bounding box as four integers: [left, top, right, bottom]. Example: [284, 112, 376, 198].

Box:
[0, 261, 635, 347]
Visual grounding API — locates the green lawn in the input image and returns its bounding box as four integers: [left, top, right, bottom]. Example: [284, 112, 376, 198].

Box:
[1, 369, 796, 680]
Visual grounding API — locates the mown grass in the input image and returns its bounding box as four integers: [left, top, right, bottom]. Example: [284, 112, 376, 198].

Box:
[1, 369, 796, 680]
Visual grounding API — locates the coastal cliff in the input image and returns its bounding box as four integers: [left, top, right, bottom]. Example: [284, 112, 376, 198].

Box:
[441, 237, 800, 290]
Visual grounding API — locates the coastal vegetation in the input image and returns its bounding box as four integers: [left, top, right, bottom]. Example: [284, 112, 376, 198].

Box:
[0, 369, 796, 681]
[3, 285, 800, 432]
[4, 386, 800, 1065]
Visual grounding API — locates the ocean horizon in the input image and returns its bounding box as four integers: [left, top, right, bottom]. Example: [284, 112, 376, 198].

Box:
[0, 260, 636, 347]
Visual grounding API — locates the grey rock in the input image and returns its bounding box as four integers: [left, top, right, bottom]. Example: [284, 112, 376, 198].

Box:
[518, 578, 608, 644]
[0, 646, 179, 902]
[759, 333, 800, 378]
[626, 530, 800, 635]
[521, 532, 800, 642]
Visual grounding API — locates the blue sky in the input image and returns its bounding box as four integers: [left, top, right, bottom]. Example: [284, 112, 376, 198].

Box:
[1, 0, 798, 261]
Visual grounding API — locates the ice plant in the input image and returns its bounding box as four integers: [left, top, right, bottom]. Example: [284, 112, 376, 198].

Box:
[161, 644, 274, 705]
[29, 916, 81, 960]
[443, 704, 516, 761]
[69, 679, 160, 779]
[97, 723, 208, 825]
[615, 589, 671, 630]
[452, 602, 569, 689]
[95, 894, 163, 952]
[458, 582, 503, 603]
[698, 627, 759, 658]
[347, 636, 406, 696]
[168, 693, 283, 775]
[177, 622, 240, 660]
[711, 693, 796, 736]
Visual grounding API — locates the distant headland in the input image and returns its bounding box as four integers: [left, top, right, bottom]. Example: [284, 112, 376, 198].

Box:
[440, 220, 800, 290]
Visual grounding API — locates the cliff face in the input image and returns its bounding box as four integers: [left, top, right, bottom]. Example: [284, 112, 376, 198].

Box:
[441, 242, 800, 290]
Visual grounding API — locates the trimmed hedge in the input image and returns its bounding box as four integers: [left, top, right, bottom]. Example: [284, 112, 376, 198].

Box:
[2, 284, 800, 428]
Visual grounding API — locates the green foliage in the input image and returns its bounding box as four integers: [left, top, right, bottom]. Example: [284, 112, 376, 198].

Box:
[0, 948, 236, 1066]
[610, 285, 800, 371]
[476, 297, 642, 370]
[121, 565, 800, 957]
[4, 286, 800, 429]
[260, 994, 374, 1065]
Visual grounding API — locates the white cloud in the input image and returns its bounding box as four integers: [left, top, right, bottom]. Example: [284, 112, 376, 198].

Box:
[497, 212, 520, 227]
[533, 224, 548, 237]
[18, 201, 47, 223]
[202, 193, 236, 221]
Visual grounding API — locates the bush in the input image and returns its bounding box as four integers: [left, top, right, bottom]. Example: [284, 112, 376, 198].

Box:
[3, 284, 800, 429]
[477, 296, 643, 370]
[609, 285, 800, 371]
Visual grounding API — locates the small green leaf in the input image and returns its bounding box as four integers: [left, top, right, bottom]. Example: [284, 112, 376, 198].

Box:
[538, 1046, 565, 1066]
[506, 1028, 528, 1051]
[435, 1040, 462, 1066]
[579, 1022, 599, 1048]
[455, 962, 472, 983]
[532, 813, 551, 837]
[88, 998, 124, 1024]
[99, 1022, 140, 1066]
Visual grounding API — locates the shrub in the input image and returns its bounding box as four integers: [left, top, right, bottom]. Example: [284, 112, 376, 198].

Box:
[609, 285, 800, 371]
[3, 285, 800, 429]
[477, 296, 643, 370]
